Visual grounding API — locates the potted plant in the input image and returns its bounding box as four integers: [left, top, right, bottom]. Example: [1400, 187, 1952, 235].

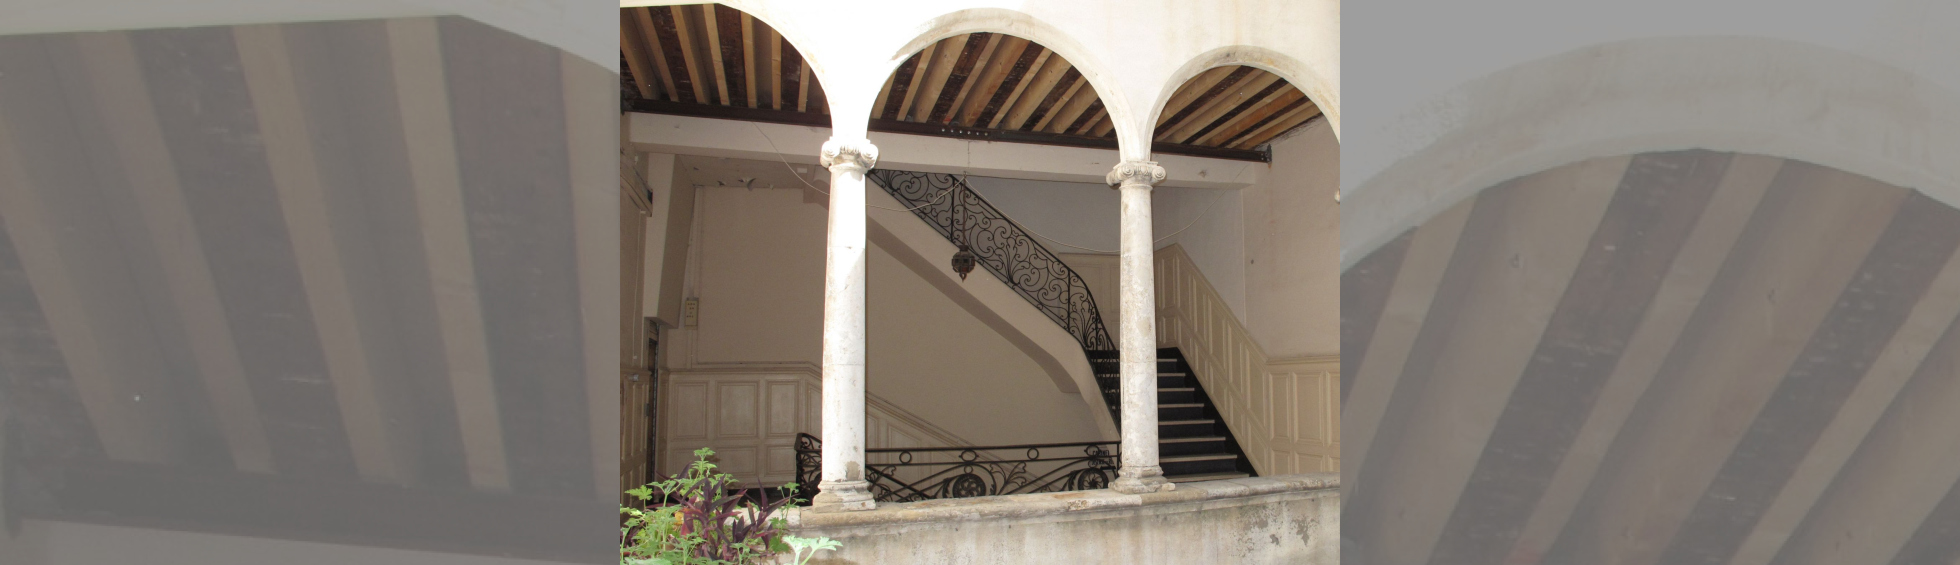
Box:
[621, 448, 839, 565]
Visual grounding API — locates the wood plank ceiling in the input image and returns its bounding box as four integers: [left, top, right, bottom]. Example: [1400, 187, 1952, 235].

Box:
[1343, 150, 1960, 565]
[0, 17, 615, 562]
[620, 4, 1320, 161]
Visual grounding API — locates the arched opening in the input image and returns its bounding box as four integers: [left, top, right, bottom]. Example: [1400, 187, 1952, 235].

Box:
[1344, 150, 1960, 565]
[620, 4, 827, 117]
[1155, 64, 1322, 152]
[873, 32, 1109, 138]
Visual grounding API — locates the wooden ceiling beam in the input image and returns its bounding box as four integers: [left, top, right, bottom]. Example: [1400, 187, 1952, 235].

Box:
[981, 46, 1048, 128]
[659, 6, 705, 104]
[1164, 71, 1282, 143]
[1157, 66, 1254, 137]
[1425, 152, 1732, 565]
[1042, 83, 1100, 134]
[895, 43, 936, 121]
[876, 53, 918, 120]
[780, 36, 803, 111]
[1500, 156, 1776, 565]
[1539, 166, 1905, 565]
[1000, 54, 1070, 130]
[926, 33, 992, 123]
[1157, 66, 1237, 128]
[237, 23, 407, 484]
[1027, 71, 1085, 132]
[739, 12, 757, 108]
[1231, 104, 1322, 149]
[908, 36, 963, 121]
[955, 35, 1025, 126]
[1090, 111, 1115, 137]
[1065, 102, 1105, 136]
[1184, 80, 1293, 145]
[701, 5, 730, 105]
[1205, 88, 1306, 147]
[617, 13, 655, 100]
[384, 17, 512, 492]
[764, 24, 781, 109]
[1353, 157, 1628, 565]
[634, 9, 679, 102]
[939, 33, 1003, 124]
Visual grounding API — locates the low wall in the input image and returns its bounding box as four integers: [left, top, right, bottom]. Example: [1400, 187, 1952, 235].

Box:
[781, 474, 1339, 564]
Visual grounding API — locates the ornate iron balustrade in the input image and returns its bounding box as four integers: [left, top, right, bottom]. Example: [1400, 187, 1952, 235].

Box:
[867, 170, 1116, 352]
[795, 433, 1119, 503]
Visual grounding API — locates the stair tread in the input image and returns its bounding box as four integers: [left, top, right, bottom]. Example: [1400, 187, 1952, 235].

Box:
[1167, 472, 1251, 483]
[1160, 436, 1228, 443]
[1160, 403, 1205, 408]
[1159, 387, 1195, 392]
[1162, 453, 1236, 462]
[1159, 419, 1216, 425]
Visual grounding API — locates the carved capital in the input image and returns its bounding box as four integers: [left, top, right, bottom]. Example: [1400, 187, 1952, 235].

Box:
[819, 138, 879, 172]
[1105, 160, 1167, 189]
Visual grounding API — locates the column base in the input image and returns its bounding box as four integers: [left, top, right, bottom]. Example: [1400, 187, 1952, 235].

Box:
[1110, 465, 1173, 494]
[810, 480, 877, 511]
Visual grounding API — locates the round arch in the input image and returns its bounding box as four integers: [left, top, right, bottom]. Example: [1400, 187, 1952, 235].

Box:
[1342, 35, 1960, 270]
[885, 7, 1143, 159]
[1153, 44, 1339, 143]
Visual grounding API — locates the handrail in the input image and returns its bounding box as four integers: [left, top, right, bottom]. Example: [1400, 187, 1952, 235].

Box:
[794, 433, 1119, 502]
[866, 170, 1117, 353]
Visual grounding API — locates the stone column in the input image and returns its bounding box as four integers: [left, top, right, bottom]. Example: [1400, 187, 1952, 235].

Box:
[811, 138, 878, 510]
[1107, 160, 1171, 494]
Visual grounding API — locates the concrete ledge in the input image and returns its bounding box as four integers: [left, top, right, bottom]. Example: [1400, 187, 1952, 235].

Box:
[783, 473, 1339, 564]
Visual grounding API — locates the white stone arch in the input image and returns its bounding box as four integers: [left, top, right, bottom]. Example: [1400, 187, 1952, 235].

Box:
[1342, 35, 1960, 270]
[885, 7, 1145, 160]
[1151, 44, 1339, 145]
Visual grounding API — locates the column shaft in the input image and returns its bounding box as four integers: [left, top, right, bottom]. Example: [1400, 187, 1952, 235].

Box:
[1108, 161, 1170, 494]
[812, 139, 877, 510]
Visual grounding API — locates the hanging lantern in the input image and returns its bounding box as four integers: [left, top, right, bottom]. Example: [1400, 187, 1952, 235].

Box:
[952, 244, 977, 280]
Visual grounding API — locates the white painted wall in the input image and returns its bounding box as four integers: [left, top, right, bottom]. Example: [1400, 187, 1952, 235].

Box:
[3, 520, 583, 565]
[0, 0, 612, 68]
[1344, 0, 1960, 266]
[670, 183, 1103, 446]
[1246, 122, 1340, 357]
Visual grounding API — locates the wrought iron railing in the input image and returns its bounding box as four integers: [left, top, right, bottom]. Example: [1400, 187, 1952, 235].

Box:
[868, 170, 1116, 352]
[794, 433, 1119, 503]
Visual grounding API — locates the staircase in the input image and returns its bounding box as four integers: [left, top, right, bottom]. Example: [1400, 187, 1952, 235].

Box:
[1088, 348, 1255, 481]
[869, 169, 1255, 483]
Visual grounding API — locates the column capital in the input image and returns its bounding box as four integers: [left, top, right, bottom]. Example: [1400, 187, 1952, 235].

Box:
[820, 138, 879, 172]
[1106, 160, 1166, 190]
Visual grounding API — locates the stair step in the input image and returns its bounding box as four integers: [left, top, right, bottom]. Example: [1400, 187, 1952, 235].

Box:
[1160, 387, 1194, 393]
[1167, 472, 1250, 483]
[1159, 419, 1216, 426]
[1161, 453, 1236, 463]
[1161, 436, 1227, 443]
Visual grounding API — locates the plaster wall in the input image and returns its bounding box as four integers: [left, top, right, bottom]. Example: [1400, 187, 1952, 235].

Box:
[783, 474, 1339, 565]
[1246, 121, 1340, 358]
[0, 0, 610, 67]
[1343, 0, 1960, 267]
[1, 520, 582, 565]
[678, 183, 1102, 446]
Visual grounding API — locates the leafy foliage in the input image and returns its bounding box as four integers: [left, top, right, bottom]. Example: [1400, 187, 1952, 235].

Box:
[620, 448, 838, 565]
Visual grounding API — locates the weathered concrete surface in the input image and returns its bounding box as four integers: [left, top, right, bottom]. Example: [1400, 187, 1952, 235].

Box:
[781, 473, 1338, 564]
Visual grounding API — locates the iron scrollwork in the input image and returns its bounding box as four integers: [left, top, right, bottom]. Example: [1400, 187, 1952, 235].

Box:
[794, 433, 1119, 503]
[867, 170, 1116, 353]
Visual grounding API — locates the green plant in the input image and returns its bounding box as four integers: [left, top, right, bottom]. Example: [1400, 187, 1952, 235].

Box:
[620, 448, 839, 565]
